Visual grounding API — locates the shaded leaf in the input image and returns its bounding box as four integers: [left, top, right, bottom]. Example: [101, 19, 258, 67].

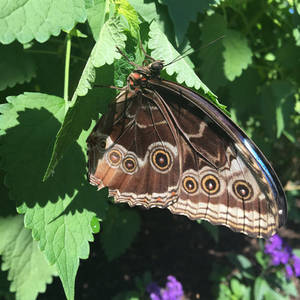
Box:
[101, 206, 140, 261]
[116, 0, 141, 39]
[0, 44, 36, 91]
[87, 0, 107, 40]
[223, 30, 252, 81]
[0, 216, 57, 300]
[0, 0, 87, 44]
[128, 0, 157, 23]
[0, 93, 108, 300]
[254, 276, 270, 300]
[160, 0, 216, 45]
[198, 13, 228, 91]
[148, 21, 215, 99]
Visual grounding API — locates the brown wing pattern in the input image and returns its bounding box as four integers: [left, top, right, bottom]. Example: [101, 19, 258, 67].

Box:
[150, 80, 282, 238]
[87, 91, 181, 208]
[87, 69, 286, 239]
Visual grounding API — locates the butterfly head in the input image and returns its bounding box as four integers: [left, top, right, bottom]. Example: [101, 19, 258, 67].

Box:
[149, 60, 164, 77]
[127, 60, 165, 91]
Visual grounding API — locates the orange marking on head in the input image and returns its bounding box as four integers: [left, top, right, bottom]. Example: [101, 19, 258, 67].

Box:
[171, 191, 176, 196]
[132, 72, 141, 80]
[141, 76, 147, 81]
[157, 197, 162, 201]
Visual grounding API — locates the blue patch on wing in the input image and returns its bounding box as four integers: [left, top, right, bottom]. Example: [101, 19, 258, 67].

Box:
[243, 139, 277, 198]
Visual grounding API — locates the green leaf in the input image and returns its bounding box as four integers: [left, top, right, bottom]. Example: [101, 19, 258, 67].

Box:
[230, 278, 243, 297]
[255, 250, 269, 269]
[282, 280, 298, 297]
[0, 216, 57, 300]
[259, 80, 295, 139]
[18, 197, 98, 300]
[254, 276, 270, 300]
[74, 17, 126, 96]
[90, 216, 101, 233]
[198, 13, 228, 91]
[101, 206, 140, 261]
[0, 0, 87, 44]
[265, 289, 288, 300]
[270, 80, 295, 138]
[148, 21, 215, 99]
[217, 283, 233, 300]
[160, 0, 216, 45]
[43, 64, 115, 181]
[223, 30, 253, 81]
[116, 0, 141, 39]
[128, 0, 157, 23]
[43, 17, 127, 180]
[228, 68, 260, 124]
[201, 220, 219, 243]
[0, 93, 109, 300]
[92, 17, 127, 67]
[0, 44, 36, 91]
[228, 253, 252, 269]
[0, 170, 15, 217]
[87, 0, 107, 40]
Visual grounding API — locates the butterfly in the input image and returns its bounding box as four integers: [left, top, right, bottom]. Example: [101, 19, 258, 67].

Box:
[86, 51, 287, 238]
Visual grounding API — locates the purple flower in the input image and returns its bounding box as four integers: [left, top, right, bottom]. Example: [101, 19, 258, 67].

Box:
[285, 264, 293, 279]
[162, 276, 184, 300]
[293, 255, 300, 276]
[147, 276, 184, 300]
[147, 282, 162, 300]
[265, 234, 300, 279]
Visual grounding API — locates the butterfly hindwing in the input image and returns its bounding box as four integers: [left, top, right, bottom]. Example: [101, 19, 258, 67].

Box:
[88, 91, 181, 208]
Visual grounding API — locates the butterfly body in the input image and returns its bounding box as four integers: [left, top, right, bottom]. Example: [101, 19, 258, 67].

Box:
[87, 59, 287, 238]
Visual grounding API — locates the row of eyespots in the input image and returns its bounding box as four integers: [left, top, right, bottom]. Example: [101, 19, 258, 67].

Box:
[107, 148, 253, 201]
[108, 149, 138, 173]
[107, 148, 173, 174]
[182, 174, 253, 200]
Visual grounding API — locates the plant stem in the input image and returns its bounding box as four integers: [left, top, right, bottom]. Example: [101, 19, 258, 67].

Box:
[64, 32, 72, 114]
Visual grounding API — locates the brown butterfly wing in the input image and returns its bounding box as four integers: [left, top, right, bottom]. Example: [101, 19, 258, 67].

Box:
[87, 77, 286, 238]
[87, 90, 181, 208]
[149, 79, 285, 238]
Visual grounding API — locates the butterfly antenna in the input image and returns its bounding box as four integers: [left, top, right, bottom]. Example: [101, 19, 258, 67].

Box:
[139, 40, 155, 62]
[164, 35, 225, 67]
[116, 47, 140, 68]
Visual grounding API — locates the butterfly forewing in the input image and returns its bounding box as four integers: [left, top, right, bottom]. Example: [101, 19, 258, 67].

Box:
[87, 58, 287, 239]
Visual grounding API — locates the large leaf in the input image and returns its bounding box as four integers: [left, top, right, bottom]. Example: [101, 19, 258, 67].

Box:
[0, 216, 57, 300]
[87, 0, 107, 40]
[198, 13, 228, 91]
[43, 17, 126, 180]
[128, 0, 158, 23]
[0, 0, 87, 44]
[0, 93, 108, 300]
[148, 21, 214, 98]
[0, 44, 36, 91]
[223, 29, 253, 81]
[101, 206, 141, 261]
[259, 80, 295, 139]
[160, 0, 216, 45]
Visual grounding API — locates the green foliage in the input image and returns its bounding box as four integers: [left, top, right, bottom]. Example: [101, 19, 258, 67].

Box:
[0, 44, 36, 91]
[100, 205, 141, 261]
[0, 0, 299, 299]
[213, 249, 299, 300]
[0, 216, 57, 300]
[0, 0, 87, 44]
